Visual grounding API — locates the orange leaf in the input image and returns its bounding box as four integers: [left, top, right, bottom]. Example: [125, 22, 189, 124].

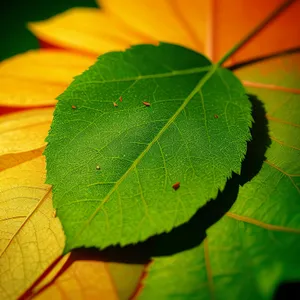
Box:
[99, 0, 300, 63]
[0, 50, 95, 107]
[210, 0, 300, 63]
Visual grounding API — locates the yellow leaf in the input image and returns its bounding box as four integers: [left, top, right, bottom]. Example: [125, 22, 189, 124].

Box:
[169, 0, 210, 53]
[108, 263, 145, 300]
[34, 259, 119, 300]
[28, 8, 154, 56]
[0, 150, 143, 300]
[27, 252, 144, 300]
[98, 0, 300, 63]
[0, 50, 95, 107]
[0, 108, 53, 170]
[0, 147, 45, 173]
[99, 0, 206, 53]
[0, 155, 65, 300]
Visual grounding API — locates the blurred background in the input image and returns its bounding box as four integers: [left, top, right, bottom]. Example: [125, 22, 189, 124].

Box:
[0, 0, 97, 61]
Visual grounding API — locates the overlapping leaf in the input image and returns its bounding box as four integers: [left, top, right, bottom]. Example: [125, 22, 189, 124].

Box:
[33, 257, 144, 300]
[0, 156, 64, 300]
[28, 7, 155, 56]
[45, 43, 252, 252]
[0, 50, 95, 107]
[139, 52, 300, 300]
[0, 108, 54, 171]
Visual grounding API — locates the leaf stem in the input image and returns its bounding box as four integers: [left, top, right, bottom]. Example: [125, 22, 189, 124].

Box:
[217, 0, 296, 67]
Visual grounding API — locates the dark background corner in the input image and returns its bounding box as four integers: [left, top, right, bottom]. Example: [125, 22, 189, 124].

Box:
[0, 0, 97, 61]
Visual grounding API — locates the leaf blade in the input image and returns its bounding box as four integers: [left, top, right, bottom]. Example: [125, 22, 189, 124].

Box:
[32, 258, 144, 300]
[0, 50, 95, 107]
[0, 156, 65, 300]
[45, 43, 252, 252]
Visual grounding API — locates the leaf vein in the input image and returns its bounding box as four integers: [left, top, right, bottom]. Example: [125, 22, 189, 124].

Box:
[226, 212, 300, 234]
[69, 64, 218, 247]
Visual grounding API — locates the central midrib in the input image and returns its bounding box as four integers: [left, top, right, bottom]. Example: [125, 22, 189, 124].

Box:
[67, 62, 219, 251]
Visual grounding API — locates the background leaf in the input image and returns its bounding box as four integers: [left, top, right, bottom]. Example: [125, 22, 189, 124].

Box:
[0, 108, 53, 171]
[0, 50, 95, 107]
[34, 259, 120, 300]
[45, 43, 252, 252]
[98, 0, 300, 63]
[0, 156, 64, 300]
[32, 256, 144, 300]
[28, 7, 155, 55]
[139, 51, 300, 300]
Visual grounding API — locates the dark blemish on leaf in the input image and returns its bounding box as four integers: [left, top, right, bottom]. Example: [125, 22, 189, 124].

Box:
[53, 209, 57, 218]
[113, 102, 118, 107]
[96, 165, 101, 170]
[72, 105, 77, 109]
[119, 96, 123, 102]
[214, 114, 219, 119]
[143, 101, 151, 107]
[172, 182, 180, 191]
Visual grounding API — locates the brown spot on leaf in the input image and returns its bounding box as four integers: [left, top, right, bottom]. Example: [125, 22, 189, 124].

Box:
[143, 101, 151, 107]
[113, 102, 118, 107]
[172, 182, 180, 191]
[72, 105, 77, 109]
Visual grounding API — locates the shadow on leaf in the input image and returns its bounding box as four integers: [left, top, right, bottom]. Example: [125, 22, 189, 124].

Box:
[150, 94, 271, 256]
[239, 95, 271, 186]
[273, 281, 300, 300]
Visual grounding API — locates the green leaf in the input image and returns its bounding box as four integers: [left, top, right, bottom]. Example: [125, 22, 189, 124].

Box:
[45, 43, 252, 252]
[139, 52, 300, 300]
